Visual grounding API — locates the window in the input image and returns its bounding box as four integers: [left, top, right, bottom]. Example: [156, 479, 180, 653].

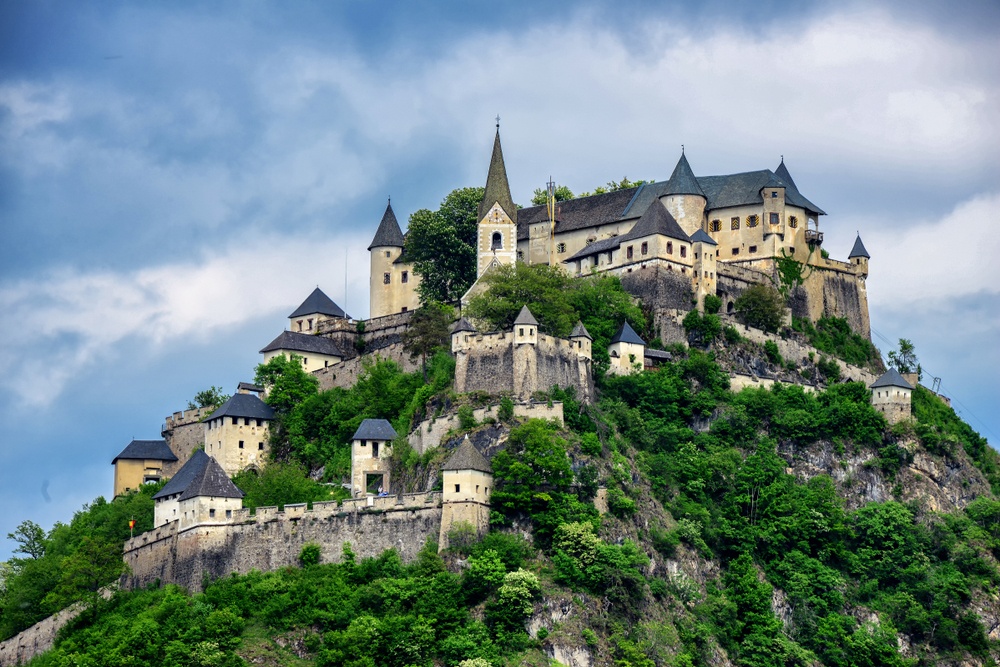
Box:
[383, 272, 390, 284]
[557, 242, 566, 253]
[769, 212, 779, 225]
[307, 318, 313, 330]
[258, 442, 264, 450]
[296, 319, 303, 331]
[401, 306, 407, 313]
[517, 250, 524, 260]
[519, 328, 524, 336]
[401, 271, 408, 283]
[771, 191, 778, 198]
[732, 248, 740, 255]
[454, 484, 461, 493]
[666, 241, 673, 255]
[239, 440, 244, 449]
[749, 245, 757, 253]
[626, 245, 633, 259]
[385, 251, 391, 257]
[731, 217, 740, 230]
[491, 232, 502, 250]
[373, 442, 379, 457]
[789, 247, 795, 254]
[641, 242, 648, 255]
[680, 246, 687, 258]
[711, 219, 722, 232]
[592, 256, 598, 267]
[232, 417, 238, 425]
[789, 216, 798, 228]
[226, 509, 232, 518]
[746, 215, 759, 228]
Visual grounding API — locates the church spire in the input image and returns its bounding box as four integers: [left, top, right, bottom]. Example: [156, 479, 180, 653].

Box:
[478, 127, 517, 224]
[368, 199, 405, 250]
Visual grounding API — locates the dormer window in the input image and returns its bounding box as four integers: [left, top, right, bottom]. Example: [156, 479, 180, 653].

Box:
[491, 232, 502, 250]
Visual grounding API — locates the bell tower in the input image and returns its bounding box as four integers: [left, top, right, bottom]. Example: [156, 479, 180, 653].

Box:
[476, 120, 518, 278]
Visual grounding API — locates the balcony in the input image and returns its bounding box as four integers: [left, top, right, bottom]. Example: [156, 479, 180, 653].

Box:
[805, 229, 824, 245]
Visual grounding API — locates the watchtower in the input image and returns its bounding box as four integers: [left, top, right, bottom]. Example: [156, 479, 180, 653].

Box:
[870, 368, 913, 424]
[438, 436, 493, 551]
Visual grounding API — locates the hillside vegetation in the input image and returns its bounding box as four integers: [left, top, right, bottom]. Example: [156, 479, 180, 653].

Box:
[4, 270, 999, 666]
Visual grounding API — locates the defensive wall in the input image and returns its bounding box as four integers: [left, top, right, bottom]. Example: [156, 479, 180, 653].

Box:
[161, 407, 212, 477]
[122, 493, 442, 592]
[454, 332, 593, 404]
[0, 589, 114, 666]
[408, 401, 564, 454]
[314, 342, 421, 391]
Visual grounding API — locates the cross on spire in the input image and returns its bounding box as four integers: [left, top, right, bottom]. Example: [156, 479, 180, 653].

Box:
[495, 114, 500, 128]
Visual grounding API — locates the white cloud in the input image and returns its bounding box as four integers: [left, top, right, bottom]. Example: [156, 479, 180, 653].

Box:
[0, 233, 372, 407]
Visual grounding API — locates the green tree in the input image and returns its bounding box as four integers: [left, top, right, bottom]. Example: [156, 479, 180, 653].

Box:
[404, 187, 484, 304]
[7, 520, 46, 560]
[232, 462, 331, 511]
[187, 386, 231, 411]
[887, 338, 921, 380]
[401, 301, 453, 380]
[530, 184, 574, 206]
[733, 283, 786, 333]
[254, 354, 320, 416]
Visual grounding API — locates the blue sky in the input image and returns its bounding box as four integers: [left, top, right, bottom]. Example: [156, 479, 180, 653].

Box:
[1, 0, 999, 561]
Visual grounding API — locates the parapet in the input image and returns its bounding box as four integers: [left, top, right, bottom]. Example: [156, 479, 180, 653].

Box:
[162, 406, 212, 432]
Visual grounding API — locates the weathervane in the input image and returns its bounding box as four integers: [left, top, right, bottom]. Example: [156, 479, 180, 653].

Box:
[495, 115, 500, 129]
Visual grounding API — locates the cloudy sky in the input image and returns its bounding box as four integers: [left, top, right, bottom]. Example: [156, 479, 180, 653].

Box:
[1, 0, 998, 560]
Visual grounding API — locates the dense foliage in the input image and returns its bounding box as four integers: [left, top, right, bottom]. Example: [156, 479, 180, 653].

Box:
[791, 316, 883, 371]
[732, 283, 786, 333]
[0, 485, 161, 641]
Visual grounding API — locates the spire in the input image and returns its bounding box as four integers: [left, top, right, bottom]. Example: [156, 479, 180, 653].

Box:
[443, 435, 492, 473]
[368, 200, 405, 250]
[848, 233, 870, 259]
[478, 128, 517, 224]
[663, 151, 705, 198]
[513, 305, 538, 326]
[570, 321, 592, 340]
[610, 321, 646, 346]
[774, 157, 798, 191]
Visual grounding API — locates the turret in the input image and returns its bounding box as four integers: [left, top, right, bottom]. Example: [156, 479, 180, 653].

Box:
[203, 385, 275, 476]
[848, 233, 870, 278]
[288, 287, 346, 333]
[350, 419, 397, 497]
[870, 368, 912, 424]
[608, 321, 646, 375]
[369, 200, 419, 318]
[438, 436, 493, 551]
[569, 320, 592, 359]
[690, 229, 718, 311]
[451, 317, 478, 352]
[660, 150, 707, 237]
[513, 305, 538, 346]
[477, 125, 518, 277]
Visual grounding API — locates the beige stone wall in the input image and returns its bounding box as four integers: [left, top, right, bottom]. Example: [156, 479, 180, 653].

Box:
[113, 458, 169, 498]
[478, 203, 517, 276]
[662, 194, 707, 237]
[204, 418, 270, 476]
[438, 500, 490, 551]
[370, 245, 421, 319]
[872, 386, 912, 424]
[178, 495, 243, 531]
[608, 340, 644, 375]
[288, 311, 340, 334]
[314, 343, 421, 391]
[162, 407, 212, 476]
[519, 218, 634, 273]
[262, 349, 341, 374]
[408, 402, 564, 454]
[351, 437, 393, 496]
[439, 468, 492, 550]
[0, 592, 109, 667]
[123, 495, 443, 593]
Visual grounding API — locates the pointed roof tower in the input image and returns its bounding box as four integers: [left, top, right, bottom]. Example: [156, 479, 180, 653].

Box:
[289, 287, 346, 319]
[478, 127, 518, 224]
[774, 157, 798, 191]
[570, 321, 593, 340]
[513, 305, 538, 326]
[442, 436, 492, 473]
[663, 151, 706, 198]
[368, 199, 405, 250]
[689, 228, 718, 246]
[622, 200, 690, 242]
[610, 321, 646, 346]
[848, 234, 870, 259]
[871, 368, 913, 390]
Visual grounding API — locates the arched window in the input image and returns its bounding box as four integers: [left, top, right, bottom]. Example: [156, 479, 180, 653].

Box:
[491, 232, 502, 250]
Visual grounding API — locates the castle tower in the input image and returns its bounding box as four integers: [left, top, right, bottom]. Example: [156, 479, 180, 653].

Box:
[870, 368, 913, 424]
[513, 305, 538, 346]
[288, 287, 346, 333]
[569, 320, 592, 359]
[350, 418, 397, 497]
[369, 200, 419, 318]
[476, 126, 518, 278]
[849, 233, 870, 278]
[111, 439, 178, 498]
[690, 229, 718, 311]
[203, 385, 275, 476]
[438, 436, 493, 551]
[451, 317, 478, 353]
[661, 150, 707, 237]
[608, 321, 646, 375]
[152, 449, 244, 528]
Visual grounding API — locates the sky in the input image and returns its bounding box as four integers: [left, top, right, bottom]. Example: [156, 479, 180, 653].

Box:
[1, 0, 998, 561]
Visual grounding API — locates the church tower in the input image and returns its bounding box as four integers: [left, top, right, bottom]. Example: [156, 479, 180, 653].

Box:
[476, 124, 518, 278]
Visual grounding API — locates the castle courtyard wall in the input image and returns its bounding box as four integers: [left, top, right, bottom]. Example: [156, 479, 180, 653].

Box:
[123, 494, 443, 593]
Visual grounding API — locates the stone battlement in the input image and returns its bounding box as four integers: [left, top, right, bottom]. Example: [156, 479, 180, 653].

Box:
[408, 401, 564, 453]
[162, 406, 212, 433]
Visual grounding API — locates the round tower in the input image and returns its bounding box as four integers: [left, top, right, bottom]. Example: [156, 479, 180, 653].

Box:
[369, 200, 416, 319]
[661, 150, 707, 237]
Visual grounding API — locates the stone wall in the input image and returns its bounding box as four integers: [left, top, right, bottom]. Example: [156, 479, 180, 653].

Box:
[0, 604, 82, 666]
[408, 402, 564, 454]
[123, 493, 443, 592]
[162, 407, 212, 476]
[620, 264, 695, 311]
[454, 333, 593, 403]
[314, 343, 421, 391]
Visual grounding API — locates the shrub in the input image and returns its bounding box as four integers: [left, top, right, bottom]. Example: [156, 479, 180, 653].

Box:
[683, 310, 722, 348]
[299, 543, 321, 567]
[458, 404, 477, 429]
[763, 340, 782, 365]
[497, 396, 515, 422]
[723, 326, 742, 344]
[704, 294, 722, 315]
[606, 487, 637, 518]
[447, 521, 480, 554]
[582, 628, 599, 648]
[733, 283, 785, 333]
[580, 432, 602, 456]
[817, 356, 841, 382]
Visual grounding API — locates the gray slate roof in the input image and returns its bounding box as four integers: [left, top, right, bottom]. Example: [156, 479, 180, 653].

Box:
[259, 331, 345, 357]
[848, 234, 870, 259]
[442, 436, 492, 473]
[368, 201, 406, 250]
[153, 450, 242, 501]
[570, 321, 592, 340]
[207, 393, 276, 422]
[620, 200, 689, 243]
[564, 235, 623, 262]
[774, 159, 798, 190]
[513, 305, 538, 326]
[689, 229, 718, 246]
[289, 287, 346, 319]
[237, 382, 264, 394]
[871, 368, 913, 390]
[352, 418, 397, 441]
[479, 129, 517, 225]
[610, 321, 646, 346]
[663, 152, 706, 197]
[452, 317, 477, 334]
[644, 349, 673, 362]
[112, 439, 177, 465]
